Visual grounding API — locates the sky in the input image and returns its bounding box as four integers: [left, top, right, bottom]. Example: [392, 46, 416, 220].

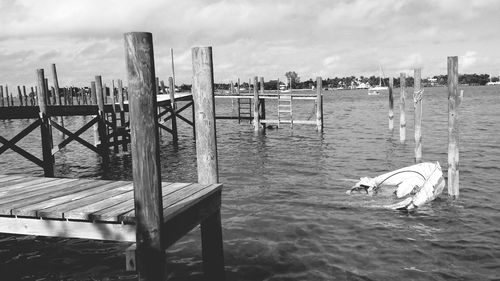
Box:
[1, 0, 500, 87]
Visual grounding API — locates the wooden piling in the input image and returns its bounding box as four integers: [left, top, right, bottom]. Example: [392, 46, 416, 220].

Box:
[37, 69, 54, 177]
[399, 73, 406, 143]
[168, 77, 179, 142]
[0, 85, 3, 107]
[95, 76, 109, 162]
[388, 77, 394, 131]
[414, 69, 423, 162]
[191, 46, 225, 281]
[23, 86, 28, 106]
[259, 77, 266, 121]
[447, 56, 460, 198]
[316, 77, 323, 131]
[17, 86, 23, 106]
[51, 64, 61, 105]
[124, 31, 165, 281]
[6, 85, 10, 107]
[253, 76, 261, 131]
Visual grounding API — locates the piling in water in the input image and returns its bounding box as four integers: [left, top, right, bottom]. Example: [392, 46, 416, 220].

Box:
[399, 73, 406, 143]
[447, 56, 461, 198]
[414, 68, 423, 163]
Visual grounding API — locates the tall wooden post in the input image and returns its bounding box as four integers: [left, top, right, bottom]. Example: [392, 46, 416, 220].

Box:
[388, 77, 394, 131]
[414, 69, 423, 162]
[447, 56, 460, 198]
[192, 46, 225, 281]
[125, 32, 165, 281]
[95, 76, 109, 163]
[52, 64, 61, 105]
[168, 77, 178, 142]
[399, 73, 406, 143]
[253, 76, 261, 130]
[37, 69, 54, 177]
[259, 77, 266, 121]
[316, 77, 323, 131]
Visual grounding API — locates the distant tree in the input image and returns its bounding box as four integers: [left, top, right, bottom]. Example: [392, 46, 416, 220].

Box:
[285, 71, 300, 88]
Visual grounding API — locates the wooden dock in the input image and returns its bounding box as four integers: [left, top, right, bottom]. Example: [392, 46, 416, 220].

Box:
[0, 174, 221, 245]
[0, 33, 226, 280]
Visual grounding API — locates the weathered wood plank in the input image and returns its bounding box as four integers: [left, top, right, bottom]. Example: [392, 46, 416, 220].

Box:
[0, 217, 136, 242]
[0, 176, 57, 189]
[163, 183, 222, 222]
[15, 181, 132, 217]
[38, 182, 134, 219]
[0, 178, 68, 197]
[92, 182, 189, 222]
[120, 182, 196, 223]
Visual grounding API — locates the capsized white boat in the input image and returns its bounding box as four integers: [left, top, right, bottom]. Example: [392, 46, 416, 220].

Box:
[347, 162, 445, 210]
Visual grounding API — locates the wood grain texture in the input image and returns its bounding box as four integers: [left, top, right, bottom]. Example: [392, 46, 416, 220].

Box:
[52, 64, 61, 105]
[124, 31, 164, 280]
[447, 56, 460, 198]
[191, 47, 219, 184]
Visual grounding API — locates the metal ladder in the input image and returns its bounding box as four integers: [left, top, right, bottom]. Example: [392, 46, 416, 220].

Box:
[277, 92, 293, 128]
[238, 97, 252, 123]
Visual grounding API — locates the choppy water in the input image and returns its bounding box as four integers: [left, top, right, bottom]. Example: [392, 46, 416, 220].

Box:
[0, 86, 499, 280]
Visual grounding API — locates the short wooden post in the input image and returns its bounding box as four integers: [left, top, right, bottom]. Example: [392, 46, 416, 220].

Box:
[399, 73, 406, 143]
[414, 69, 423, 162]
[259, 77, 266, 121]
[253, 76, 261, 130]
[37, 69, 54, 177]
[316, 76, 323, 131]
[51, 64, 61, 105]
[95, 76, 109, 162]
[6, 85, 10, 107]
[168, 77, 179, 142]
[124, 31, 165, 281]
[23, 86, 28, 106]
[388, 77, 394, 131]
[447, 56, 461, 198]
[191, 46, 225, 281]
[17, 86, 23, 106]
[0, 85, 3, 107]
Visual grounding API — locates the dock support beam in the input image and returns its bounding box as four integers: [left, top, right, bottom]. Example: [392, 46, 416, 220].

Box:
[192, 46, 226, 281]
[399, 73, 406, 144]
[125, 32, 165, 281]
[52, 64, 61, 105]
[414, 68, 423, 163]
[37, 69, 54, 177]
[316, 77, 323, 132]
[447, 56, 461, 198]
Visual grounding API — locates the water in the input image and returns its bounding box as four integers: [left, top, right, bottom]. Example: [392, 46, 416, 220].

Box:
[0, 86, 499, 280]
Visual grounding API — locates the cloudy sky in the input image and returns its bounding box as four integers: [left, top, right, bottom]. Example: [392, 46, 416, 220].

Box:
[1, 0, 500, 87]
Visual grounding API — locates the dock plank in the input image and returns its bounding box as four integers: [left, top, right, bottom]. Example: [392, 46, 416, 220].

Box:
[0, 177, 60, 191]
[0, 178, 77, 203]
[163, 184, 222, 222]
[14, 181, 131, 217]
[0, 175, 25, 184]
[92, 182, 192, 222]
[38, 182, 134, 219]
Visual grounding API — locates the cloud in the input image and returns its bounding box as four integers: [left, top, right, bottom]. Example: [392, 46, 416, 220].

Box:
[460, 51, 478, 72]
[1, 0, 500, 86]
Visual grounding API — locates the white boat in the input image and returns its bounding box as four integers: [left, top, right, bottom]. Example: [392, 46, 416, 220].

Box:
[347, 162, 445, 210]
[368, 65, 388, 94]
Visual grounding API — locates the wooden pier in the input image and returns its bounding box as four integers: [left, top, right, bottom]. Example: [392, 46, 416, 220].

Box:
[0, 33, 225, 280]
